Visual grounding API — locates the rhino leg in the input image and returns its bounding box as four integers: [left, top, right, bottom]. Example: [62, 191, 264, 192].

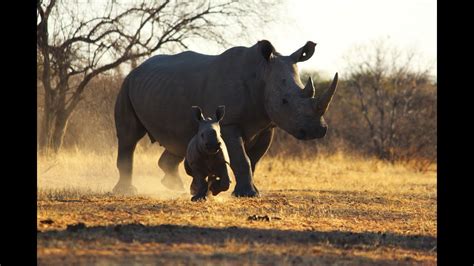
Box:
[113, 84, 146, 195]
[221, 126, 259, 197]
[190, 172, 209, 201]
[247, 128, 274, 173]
[158, 150, 185, 191]
[209, 165, 231, 196]
[114, 139, 143, 195]
[245, 127, 274, 194]
[190, 177, 202, 196]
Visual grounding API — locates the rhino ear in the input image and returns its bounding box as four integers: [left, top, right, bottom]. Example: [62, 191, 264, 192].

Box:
[215, 105, 225, 122]
[291, 41, 316, 63]
[191, 106, 204, 122]
[258, 40, 274, 62]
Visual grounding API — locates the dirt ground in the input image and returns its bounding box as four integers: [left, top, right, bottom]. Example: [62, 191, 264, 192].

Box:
[37, 149, 436, 265]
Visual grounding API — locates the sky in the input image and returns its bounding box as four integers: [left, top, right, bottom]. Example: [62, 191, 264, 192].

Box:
[268, 0, 437, 78]
[66, 0, 437, 79]
[192, 0, 437, 79]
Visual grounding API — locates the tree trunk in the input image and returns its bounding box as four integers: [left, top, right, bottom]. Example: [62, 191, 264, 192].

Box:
[51, 110, 70, 152]
[38, 119, 49, 154]
[38, 100, 72, 154]
[38, 98, 53, 154]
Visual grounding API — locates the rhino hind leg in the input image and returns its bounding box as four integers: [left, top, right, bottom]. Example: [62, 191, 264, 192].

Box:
[158, 150, 185, 191]
[113, 81, 147, 195]
[113, 124, 146, 195]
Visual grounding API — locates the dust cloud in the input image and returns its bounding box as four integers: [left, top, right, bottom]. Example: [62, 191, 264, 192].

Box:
[38, 150, 192, 200]
[38, 146, 237, 201]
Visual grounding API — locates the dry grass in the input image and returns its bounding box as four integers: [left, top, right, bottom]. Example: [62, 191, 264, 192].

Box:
[38, 147, 436, 265]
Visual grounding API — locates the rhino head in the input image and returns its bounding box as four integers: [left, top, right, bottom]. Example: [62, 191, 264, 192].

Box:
[191, 105, 226, 154]
[258, 40, 338, 140]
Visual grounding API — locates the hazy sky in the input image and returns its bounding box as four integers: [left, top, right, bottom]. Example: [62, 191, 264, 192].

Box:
[192, 0, 437, 79]
[71, 0, 437, 78]
[265, 0, 437, 78]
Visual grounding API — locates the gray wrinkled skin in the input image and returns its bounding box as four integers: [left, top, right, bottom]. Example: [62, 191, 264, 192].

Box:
[184, 106, 231, 201]
[113, 40, 338, 197]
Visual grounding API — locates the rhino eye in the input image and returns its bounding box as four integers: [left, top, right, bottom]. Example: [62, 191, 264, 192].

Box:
[282, 98, 288, 105]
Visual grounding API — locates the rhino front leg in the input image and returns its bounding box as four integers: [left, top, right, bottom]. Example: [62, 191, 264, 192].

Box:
[247, 127, 274, 173]
[209, 164, 231, 196]
[158, 150, 185, 191]
[221, 126, 259, 197]
[246, 127, 274, 193]
[190, 172, 209, 201]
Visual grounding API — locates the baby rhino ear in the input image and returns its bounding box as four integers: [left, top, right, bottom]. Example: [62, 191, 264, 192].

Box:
[215, 105, 225, 122]
[191, 106, 204, 122]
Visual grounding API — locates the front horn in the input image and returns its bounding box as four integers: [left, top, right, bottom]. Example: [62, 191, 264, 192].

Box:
[314, 73, 339, 115]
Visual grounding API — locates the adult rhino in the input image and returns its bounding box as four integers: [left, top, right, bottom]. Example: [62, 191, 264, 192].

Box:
[113, 40, 338, 197]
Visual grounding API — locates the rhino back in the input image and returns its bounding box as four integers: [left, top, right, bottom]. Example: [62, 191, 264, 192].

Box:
[126, 47, 269, 156]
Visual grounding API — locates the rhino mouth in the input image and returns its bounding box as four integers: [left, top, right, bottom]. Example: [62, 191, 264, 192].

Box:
[295, 127, 327, 140]
[297, 129, 307, 139]
[204, 147, 221, 155]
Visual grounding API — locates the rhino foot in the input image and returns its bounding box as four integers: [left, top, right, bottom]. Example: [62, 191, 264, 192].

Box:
[191, 195, 207, 202]
[161, 175, 184, 191]
[112, 183, 138, 195]
[209, 180, 230, 196]
[232, 184, 260, 197]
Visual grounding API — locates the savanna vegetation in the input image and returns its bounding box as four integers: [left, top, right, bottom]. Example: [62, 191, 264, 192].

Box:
[38, 150, 436, 265]
[37, 0, 436, 265]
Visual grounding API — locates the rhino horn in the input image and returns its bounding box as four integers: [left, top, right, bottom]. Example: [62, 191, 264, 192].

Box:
[302, 77, 315, 98]
[314, 73, 339, 115]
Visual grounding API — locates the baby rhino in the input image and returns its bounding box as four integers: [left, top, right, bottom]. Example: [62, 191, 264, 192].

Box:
[184, 105, 231, 201]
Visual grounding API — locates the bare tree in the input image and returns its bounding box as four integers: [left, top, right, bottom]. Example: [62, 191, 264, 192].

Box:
[37, 0, 277, 153]
[343, 39, 437, 163]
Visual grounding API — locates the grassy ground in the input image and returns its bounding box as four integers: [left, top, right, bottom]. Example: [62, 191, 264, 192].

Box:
[37, 147, 436, 265]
